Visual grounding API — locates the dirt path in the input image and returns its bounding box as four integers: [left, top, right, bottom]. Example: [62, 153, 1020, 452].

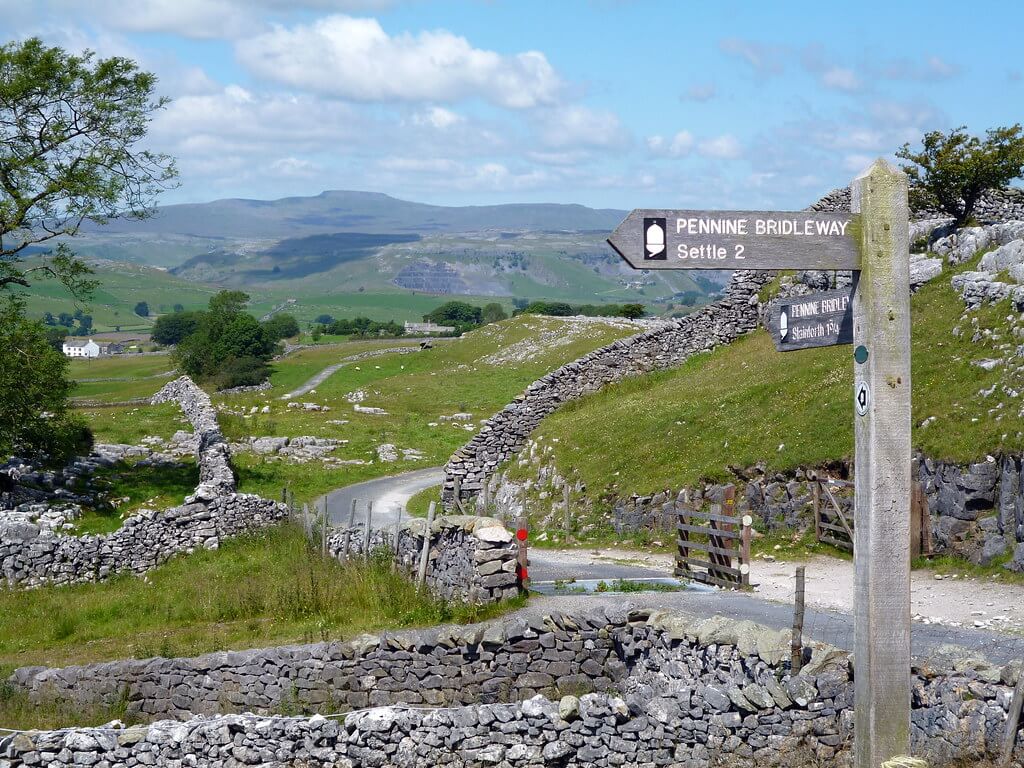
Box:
[281, 346, 422, 399]
[553, 547, 1024, 635]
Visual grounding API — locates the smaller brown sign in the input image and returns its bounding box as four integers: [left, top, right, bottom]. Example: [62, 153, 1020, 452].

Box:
[769, 288, 855, 352]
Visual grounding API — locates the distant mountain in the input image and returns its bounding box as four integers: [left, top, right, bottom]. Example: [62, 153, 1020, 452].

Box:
[89, 190, 628, 239]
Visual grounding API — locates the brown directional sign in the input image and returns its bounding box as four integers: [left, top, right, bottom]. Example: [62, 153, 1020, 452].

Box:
[769, 288, 854, 351]
[607, 209, 860, 270]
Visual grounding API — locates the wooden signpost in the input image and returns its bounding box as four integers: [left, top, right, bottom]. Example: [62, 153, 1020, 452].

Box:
[609, 159, 912, 768]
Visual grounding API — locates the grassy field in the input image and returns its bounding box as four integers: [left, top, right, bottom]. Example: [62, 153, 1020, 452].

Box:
[75, 316, 639, 506]
[0, 525, 520, 729]
[514, 254, 1023, 502]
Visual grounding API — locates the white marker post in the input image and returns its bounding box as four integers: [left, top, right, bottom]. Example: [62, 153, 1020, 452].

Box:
[851, 159, 912, 767]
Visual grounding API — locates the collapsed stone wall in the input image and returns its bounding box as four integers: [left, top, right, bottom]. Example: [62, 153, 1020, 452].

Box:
[442, 270, 771, 508]
[325, 514, 519, 604]
[0, 376, 286, 587]
[7, 609, 1024, 767]
[809, 184, 1024, 222]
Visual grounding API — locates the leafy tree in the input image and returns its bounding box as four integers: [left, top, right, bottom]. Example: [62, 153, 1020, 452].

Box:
[57, 312, 74, 328]
[310, 326, 322, 342]
[619, 303, 645, 319]
[314, 314, 334, 325]
[172, 303, 184, 313]
[897, 125, 1024, 226]
[134, 301, 149, 317]
[174, 291, 278, 389]
[0, 299, 92, 462]
[425, 300, 482, 326]
[43, 312, 55, 325]
[0, 38, 176, 295]
[73, 314, 93, 335]
[261, 313, 300, 341]
[151, 310, 201, 345]
[481, 303, 508, 324]
[44, 325, 67, 351]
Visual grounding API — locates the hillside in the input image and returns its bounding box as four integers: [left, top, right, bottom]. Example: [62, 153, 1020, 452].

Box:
[509, 253, 1024, 499]
[73, 315, 642, 504]
[50, 190, 723, 318]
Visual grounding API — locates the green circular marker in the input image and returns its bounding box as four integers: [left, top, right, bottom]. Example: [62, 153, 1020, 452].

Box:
[854, 345, 868, 364]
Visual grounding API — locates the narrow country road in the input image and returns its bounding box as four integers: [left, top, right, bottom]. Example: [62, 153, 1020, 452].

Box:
[320, 467, 445, 530]
[320, 469, 1024, 663]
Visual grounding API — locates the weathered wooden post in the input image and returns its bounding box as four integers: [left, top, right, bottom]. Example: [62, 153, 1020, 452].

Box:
[363, 500, 374, 561]
[791, 565, 806, 673]
[851, 159, 912, 768]
[417, 501, 436, 590]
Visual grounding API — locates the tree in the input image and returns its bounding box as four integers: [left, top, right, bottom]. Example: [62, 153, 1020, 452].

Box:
[57, 312, 74, 328]
[261, 313, 299, 341]
[0, 299, 92, 462]
[43, 312, 55, 325]
[314, 314, 334, 325]
[897, 125, 1024, 226]
[0, 38, 176, 295]
[134, 301, 149, 317]
[172, 303, 184, 313]
[44, 325, 67, 351]
[425, 301, 482, 326]
[174, 291, 278, 389]
[619, 303, 645, 319]
[481, 303, 508, 324]
[151, 310, 201, 345]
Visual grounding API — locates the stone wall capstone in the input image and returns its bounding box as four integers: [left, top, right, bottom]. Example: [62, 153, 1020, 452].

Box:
[7, 609, 1024, 767]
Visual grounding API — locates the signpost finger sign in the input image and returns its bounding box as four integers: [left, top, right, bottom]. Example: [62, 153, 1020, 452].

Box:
[609, 159, 911, 768]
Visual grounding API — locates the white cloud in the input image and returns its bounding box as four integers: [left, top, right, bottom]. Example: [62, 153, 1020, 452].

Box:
[46, 0, 394, 39]
[820, 66, 861, 92]
[698, 134, 742, 159]
[719, 38, 785, 75]
[235, 15, 563, 109]
[880, 54, 958, 82]
[683, 83, 716, 102]
[535, 105, 629, 149]
[268, 157, 320, 178]
[411, 106, 463, 130]
[646, 131, 694, 157]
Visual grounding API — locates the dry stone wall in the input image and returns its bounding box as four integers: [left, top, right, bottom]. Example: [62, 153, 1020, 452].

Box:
[442, 270, 771, 508]
[0, 377, 286, 587]
[325, 514, 520, 604]
[7, 609, 1024, 767]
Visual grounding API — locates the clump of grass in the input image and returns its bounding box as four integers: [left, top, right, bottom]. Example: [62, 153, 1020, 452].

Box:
[0, 524, 522, 672]
[0, 680, 134, 732]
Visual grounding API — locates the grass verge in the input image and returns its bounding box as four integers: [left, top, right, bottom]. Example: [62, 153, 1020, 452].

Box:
[0, 524, 522, 675]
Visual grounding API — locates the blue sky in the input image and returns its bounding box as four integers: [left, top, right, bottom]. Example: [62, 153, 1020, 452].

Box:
[6, 0, 1022, 210]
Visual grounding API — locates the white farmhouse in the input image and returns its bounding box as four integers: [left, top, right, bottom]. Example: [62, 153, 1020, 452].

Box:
[62, 339, 101, 358]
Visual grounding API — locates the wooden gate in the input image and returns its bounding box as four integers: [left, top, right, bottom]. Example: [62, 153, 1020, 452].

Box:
[675, 485, 753, 589]
[812, 476, 931, 557]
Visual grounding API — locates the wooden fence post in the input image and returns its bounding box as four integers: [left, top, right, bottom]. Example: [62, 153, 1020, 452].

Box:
[392, 505, 403, 572]
[812, 480, 822, 544]
[363, 500, 374, 561]
[563, 484, 571, 535]
[321, 496, 329, 556]
[1000, 663, 1024, 766]
[416, 502, 436, 590]
[792, 566, 806, 673]
[340, 498, 356, 562]
[302, 503, 310, 540]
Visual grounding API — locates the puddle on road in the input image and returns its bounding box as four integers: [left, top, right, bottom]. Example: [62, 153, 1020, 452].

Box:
[531, 577, 714, 596]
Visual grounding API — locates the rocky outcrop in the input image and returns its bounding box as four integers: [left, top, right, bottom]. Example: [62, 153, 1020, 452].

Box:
[6, 610, 1024, 767]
